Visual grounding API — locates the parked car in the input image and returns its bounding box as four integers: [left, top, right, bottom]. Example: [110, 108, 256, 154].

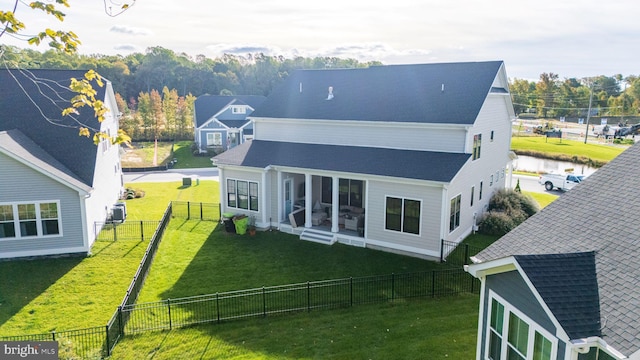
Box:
[538, 173, 586, 191]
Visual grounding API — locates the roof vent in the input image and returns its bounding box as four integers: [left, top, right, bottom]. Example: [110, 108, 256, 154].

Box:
[299, 82, 303, 93]
[326, 86, 334, 100]
[441, 83, 445, 92]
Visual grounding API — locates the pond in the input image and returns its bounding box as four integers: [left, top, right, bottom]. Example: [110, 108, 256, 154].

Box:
[513, 155, 598, 176]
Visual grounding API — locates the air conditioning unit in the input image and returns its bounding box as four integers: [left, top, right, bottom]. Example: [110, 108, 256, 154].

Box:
[112, 202, 127, 222]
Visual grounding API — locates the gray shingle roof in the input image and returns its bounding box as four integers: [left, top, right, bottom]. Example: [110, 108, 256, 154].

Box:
[474, 143, 640, 356]
[515, 252, 601, 340]
[194, 95, 266, 128]
[213, 140, 470, 182]
[250, 61, 504, 124]
[0, 69, 107, 186]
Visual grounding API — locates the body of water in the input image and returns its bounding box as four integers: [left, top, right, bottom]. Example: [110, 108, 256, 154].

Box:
[514, 155, 598, 176]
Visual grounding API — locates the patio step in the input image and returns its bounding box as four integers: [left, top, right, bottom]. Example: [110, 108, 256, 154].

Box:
[300, 228, 336, 245]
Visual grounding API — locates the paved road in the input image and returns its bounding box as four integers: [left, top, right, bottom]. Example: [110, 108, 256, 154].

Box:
[123, 167, 219, 183]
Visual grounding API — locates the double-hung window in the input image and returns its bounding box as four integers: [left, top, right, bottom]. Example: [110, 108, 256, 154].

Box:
[207, 132, 222, 146]
[487, 293, 556, 360]
[473, 134, 482, 160]
[227, 179, 258, 211]
[449, 194, 461, 232]
[385, 196, 420, 235]
[0, 202, 61, 239]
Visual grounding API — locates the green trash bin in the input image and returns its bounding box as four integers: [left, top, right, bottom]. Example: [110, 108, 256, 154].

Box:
[233, 215, 249, 235]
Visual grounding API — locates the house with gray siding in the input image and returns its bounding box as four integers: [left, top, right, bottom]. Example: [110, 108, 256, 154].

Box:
[466, 143, 640, 360]
[213, 61, 516, 259]
[0, 69, 123, 259]
[193, 95, 266, 153]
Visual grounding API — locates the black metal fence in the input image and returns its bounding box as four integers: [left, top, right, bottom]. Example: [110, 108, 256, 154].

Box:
[171, 201, 220, 221]
[118, 268, 479, 334]
[94, 220, 161, 241]
[440, 240, 484, 265]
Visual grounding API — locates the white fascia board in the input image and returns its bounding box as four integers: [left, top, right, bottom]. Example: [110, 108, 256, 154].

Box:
[571, 338, 629, 360]
[465, 256, 517, 278]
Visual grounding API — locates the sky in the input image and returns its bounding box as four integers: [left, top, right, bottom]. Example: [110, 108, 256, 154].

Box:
[3, 0, 639, 81]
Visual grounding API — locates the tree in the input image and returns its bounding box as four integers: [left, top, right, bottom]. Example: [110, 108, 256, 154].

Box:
[535, 73, 559, 118]
[0, 0, 134, 144]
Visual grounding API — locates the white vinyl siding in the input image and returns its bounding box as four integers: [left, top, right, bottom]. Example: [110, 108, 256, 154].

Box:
[254, 119, 467, 153]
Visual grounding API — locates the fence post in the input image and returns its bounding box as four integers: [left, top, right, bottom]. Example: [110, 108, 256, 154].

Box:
[140, 221, 144, 241]
[218, 203, 222, 223]
[391, 273, 395, 301]
[431, 271, 436, 297]
[440, 239, 444, 262]
[113, 224, 117, 241]
[464, 244, 470, 265]
[200, 202, 203, 220]
[216, 293, 220, 323]
[350, 277, 353, 307]
[118, 306, 124, 337]
[105, 325, 110, 357]
[262, 287, 266, 317]
[167, 298, 172, 330]
[307, 282, 310, 312]
[187, 202, 191, 220]
[51, 331, 56, 341]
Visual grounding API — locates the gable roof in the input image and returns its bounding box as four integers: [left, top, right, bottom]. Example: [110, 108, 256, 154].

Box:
[250, 61, 505, 124]
[515, 252, 601, 340]
[472, 142, 640, 356]
[213, 140, 470, 182]
[0, 69, 108, 186]
[194, 95, 266, 128]
[0, 130, 91, 194]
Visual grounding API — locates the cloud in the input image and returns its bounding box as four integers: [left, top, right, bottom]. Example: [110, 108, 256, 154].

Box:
[109, 25, 153, 36]
[113, 44, 140, 52]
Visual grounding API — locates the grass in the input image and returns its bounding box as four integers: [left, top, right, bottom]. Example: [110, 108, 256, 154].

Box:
[121, 140, 214, 169]
[511, 136, 626, 165]
[138, 220, 443, 302]
[0, 181, 219, 336]
[524, 191, 558, 209]
[109, 294, 479, 359]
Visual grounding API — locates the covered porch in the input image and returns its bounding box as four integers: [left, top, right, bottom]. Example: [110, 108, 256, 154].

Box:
[275, 171, 366, 244]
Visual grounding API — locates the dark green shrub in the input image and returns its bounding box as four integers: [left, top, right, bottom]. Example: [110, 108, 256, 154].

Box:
[478, 211, 516, 236]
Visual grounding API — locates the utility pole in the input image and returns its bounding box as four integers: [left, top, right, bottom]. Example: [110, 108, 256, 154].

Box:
[584, 81, 594, 144]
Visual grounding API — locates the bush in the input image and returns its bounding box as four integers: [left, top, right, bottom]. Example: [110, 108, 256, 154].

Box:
[478, 189, 539, 236]
[478, 211, 516, 236]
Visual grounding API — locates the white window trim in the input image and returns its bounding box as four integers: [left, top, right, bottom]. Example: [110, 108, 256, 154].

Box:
[449, 193, 461, 233]
[485, 290, 558, 360]
[226, 178, 259, 212]
[0, 201, 63, 240]
[206, 132, 222, 146]
[231, 105, 247, 114]
[383, 195, 422, 236]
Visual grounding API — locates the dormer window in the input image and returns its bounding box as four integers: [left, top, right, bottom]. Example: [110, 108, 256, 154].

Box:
[231, 106, 246, 114]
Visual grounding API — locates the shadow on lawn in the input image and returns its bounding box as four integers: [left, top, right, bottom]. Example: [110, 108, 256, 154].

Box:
[0, 256, 82, 328]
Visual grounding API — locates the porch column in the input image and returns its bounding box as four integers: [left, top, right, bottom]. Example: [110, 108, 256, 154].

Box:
[261, 169, 268, 228]
[277, 170, 283, 224]
[331, 176, 339, 233]
[304, 173, 312, 228]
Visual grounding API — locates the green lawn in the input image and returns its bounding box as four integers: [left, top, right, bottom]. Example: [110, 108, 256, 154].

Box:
[511, 136, 626, 165]
[109, 294, 479, 360]
[524, 191, 558, 209]
[121, 140, 214, 169]
[171, 141, 216, 168]
[0, 181, 219, 336]
[138, 220, 443, 302]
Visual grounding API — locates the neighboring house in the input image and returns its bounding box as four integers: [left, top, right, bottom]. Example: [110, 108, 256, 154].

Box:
[0, 69, 123, 259]
[466, 143, 640, 359]
[193, 95, 266, 153]
[213, 61, 516, 259]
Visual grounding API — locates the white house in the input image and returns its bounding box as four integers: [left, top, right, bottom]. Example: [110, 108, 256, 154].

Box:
[213, 61, 516, 259]
[0, 69, 123, 259]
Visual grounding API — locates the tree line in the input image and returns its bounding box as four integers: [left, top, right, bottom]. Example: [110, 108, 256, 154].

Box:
[4, 45, 640, 140]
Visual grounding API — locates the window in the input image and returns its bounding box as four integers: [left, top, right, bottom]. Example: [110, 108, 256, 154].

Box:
[0, 202, 61, 239]
[339, 179, 363, 208]
[385, 197, 420, 235]
[480, 181, 483, 200]
[487, 294, 556, 360]
[490, 174, 494, 186]
[473, 134, 482, 160]
[470, 186, 475, 207]
[449, 195, 461, 232]
[231, 105, 246, 114]
[491, 130, 495, 142]
[227, 179, 258, 211]
[207, 132, 222, 146]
